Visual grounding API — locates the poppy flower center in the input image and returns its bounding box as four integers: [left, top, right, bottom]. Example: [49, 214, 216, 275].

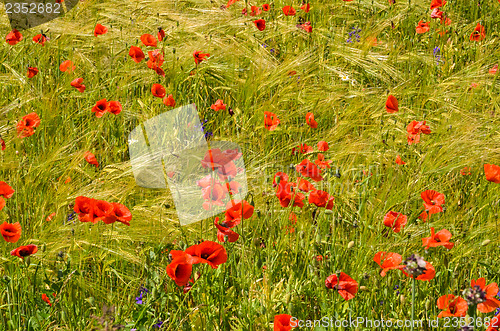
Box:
[19, 249, 30, 256]
[201, 253, 210, 260]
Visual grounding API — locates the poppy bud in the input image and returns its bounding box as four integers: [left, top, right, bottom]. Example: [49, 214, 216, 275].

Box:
[481, 239, 491, 246]
[359, 286, 368, 291]
[347, 241, 355, 249]
[400, 295, 406, 304]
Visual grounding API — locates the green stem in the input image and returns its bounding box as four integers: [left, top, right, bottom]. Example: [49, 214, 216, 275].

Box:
[411, 277, 416, 331]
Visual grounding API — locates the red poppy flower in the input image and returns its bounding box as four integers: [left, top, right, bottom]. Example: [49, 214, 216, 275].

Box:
[298, 22, 313, 33]
[264, 111, 280, 131]
[211, 99, 227, 111]
[470, 23, 486, 41]
[253, 19, 266, 31]
[17, 112, 40, 138]
[107, 101, 122, 115]
[422, 227, 454, 249]
[373, 252, 405, 277]
[460, 166, 471, 176]
[309, 190, 334, 209]
[166, 251, 193, 286]
[32, 34, 47, 46]
[129, 46, 145, 63]
[416, 21, 430, 34]
[147, 49, 164, 69]
[421, 190, 445, 214]
[282, 5, 296, 16]
[250, 5, 262, 16]
[298, 178, 315, 192]
[27, 67, 38, 78]
[185, 241, 228, 269]
[437, 295, 467, 317]
[315, 153, 332, 169]
[317, 141, 329, 151]
[275, 181, 305, 208]
[111, 203, 132, 226]
[407, 120, 431, 145]
[385, 95, 398, 113]
[91, 99, 108, 118]
[226, 0, 239, 7]
[6, 29, 22, 45]
[0, 182, 15, 199]
[140, 33, 157, 47]
[262, 3, 270, 11]
[440, 16, 452, 25]
[487, 312, 500, 331]
[490, 64, 499, 75]
[0, 138, 5, 150]
[273, 172, 289, 187]
[94, 24, 108, 37]
[484, 164, 500, 183]
[305, 112, 318, 128]
[395, 155, 406, 165]
[214, 217, 239, 243]
[70, 78, 86, 93]
[430, 0, 446, 9]
[200, 148, 239, 170]
[41, 293, 52, 306]
[289, 213, 297, 224]
[487, 314, 500, 331]
[470, 278, 500, 313]
[201, 183, 227, 211]
[292, 143, 313, 155]
[296, 159, 323, 182]
[93, 200, 115, 223]
[0, 221, 22, 243]
[74, 196, 96, 223]
[301, 3, 310, 12]
[224, 200, 254, 227]
[193, 51, 210, 65]
[151, 84, 166, 98]
[431, 8, 443, 19]
[158, 27, 165, 41]
[46, 212, 56, 222]
[59, 60, 75, 73]
[383, 211, 407, 233]
[84, 151, 99, 167]
[274, 314, 292, 331]
[402, 260, 435, 281]
[10, 244, 38, 258]
[163, 94, 176, 107]
[325, 272, 358, 300]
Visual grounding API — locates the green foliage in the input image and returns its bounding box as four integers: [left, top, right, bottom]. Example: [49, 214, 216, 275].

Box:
[0, 0, 499, 329]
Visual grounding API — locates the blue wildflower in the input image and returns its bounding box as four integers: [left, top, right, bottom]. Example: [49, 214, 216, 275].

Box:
[135, 292, 144, 304]
[154, 320, 164, 328]
[433, 46, 443, 65]
[346, 26, 361, 43]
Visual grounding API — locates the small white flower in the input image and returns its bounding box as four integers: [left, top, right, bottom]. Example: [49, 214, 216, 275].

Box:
[340, 74, 350, 81]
